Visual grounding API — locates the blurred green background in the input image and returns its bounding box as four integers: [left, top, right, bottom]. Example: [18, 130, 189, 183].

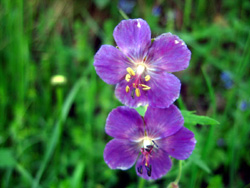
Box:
[0, 0, 250, 187]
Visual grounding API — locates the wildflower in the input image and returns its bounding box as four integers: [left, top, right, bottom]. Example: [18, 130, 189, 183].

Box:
[239, 100, 250, 111]
[104, 105, 196, 180]
[217, 138, 225, 147]
[220, 71, 233, 89]
[51, 75, 67, 86]
[94, 19, 191, 108]
[118, 0, 136, 14]
[152, 5, 162, 17]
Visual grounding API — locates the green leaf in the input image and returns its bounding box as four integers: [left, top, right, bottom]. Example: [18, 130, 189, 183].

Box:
[32, 78, 84, 188]
[71, 161, 85, 188]
[181, 110, 220, 126]
[190, 153, 211, 174]
[207, 175, 223, 188]
[0, 148, 16, 168]
[135, 105, 148, 116]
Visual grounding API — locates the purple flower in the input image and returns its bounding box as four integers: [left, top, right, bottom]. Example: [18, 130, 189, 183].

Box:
[94, 19, 191, 108]
[118, 0, 136, 14]
[220, 71, 233, 89]
[239, 100, 250, 111]
[104, 105, 196, 180]
[152, 5, 162, 17]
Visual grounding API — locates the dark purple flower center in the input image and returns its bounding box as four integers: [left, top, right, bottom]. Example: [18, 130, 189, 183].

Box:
[137, 137, 158, 177]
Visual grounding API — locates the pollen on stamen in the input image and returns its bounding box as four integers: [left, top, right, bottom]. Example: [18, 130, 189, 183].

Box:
[145, 75, 150, 81]
[140, 84, 148, 87]
[140, 84, 151, 90]
[142, 87, 151, 91]
[127, 67, 135, 76]
[125, 74, 131, 82]
[126, 85, 130, 93]
[135, 88, 141, 97]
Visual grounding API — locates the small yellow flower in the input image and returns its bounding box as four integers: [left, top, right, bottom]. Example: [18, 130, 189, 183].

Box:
[51, 75, 67, 86]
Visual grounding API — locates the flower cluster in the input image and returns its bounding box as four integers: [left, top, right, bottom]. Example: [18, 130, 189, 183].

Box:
[94, 18, 196, 180]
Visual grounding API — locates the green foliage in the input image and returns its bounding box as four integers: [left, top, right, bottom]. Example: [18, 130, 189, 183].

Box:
[207, 175, 224, 188]
[189, 152, 211, 174]
[0, 149, 16, 168]
[135, 106, 148, 116]
[182, 110, 220, 126]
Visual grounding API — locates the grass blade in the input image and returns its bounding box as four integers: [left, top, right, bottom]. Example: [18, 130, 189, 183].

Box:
[32, 78, 84, 188]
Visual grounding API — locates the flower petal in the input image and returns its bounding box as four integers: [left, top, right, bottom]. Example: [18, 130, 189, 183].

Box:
[135, 149, 172, 180]
[159, 127, 196, 160]
[104, 139, 140, 170]
[147, 33, 191, 72]
[144, 105, 184, 140]
[115, 72, 180, 108]
[105, 106, 144, 140]
[113, 19, 151, 62]
[147, 72, 181, 108]
[115, 79, 149, 108]
[94, 45, 131, 84]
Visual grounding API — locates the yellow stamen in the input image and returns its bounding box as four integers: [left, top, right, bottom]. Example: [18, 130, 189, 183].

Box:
[139, 84, 151, 90]
[127, 67, 135, 76]
[145, 75, 150, 81]
[133, 83, 136, 88]
[140, 84, 148, 88]
[126, 85, 130, 93]
[142, 87, 151, 91]
[125, 74, 131, 82]
[135, 88, 141, 97]
[145, 155, 149, 166]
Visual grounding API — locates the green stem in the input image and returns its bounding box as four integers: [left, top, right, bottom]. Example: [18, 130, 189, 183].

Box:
[138, 106, 148, 187]
[183, 0, 192, 28]
[56, 87, 63, 113]
[32, 79, 83, 188]
[138, 178, 145, 188]
[118, 8, 130, 20]
[174, 160, 183, 184]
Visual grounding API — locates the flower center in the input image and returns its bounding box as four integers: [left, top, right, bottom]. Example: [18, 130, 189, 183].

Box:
[136, 64, 145, 75]
[124, 63, 151, 98]
[143, 136, 153, 149]
[137, 136, 158, 177]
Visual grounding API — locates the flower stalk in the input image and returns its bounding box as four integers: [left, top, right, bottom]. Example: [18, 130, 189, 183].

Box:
[174, 160, 183, 184]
